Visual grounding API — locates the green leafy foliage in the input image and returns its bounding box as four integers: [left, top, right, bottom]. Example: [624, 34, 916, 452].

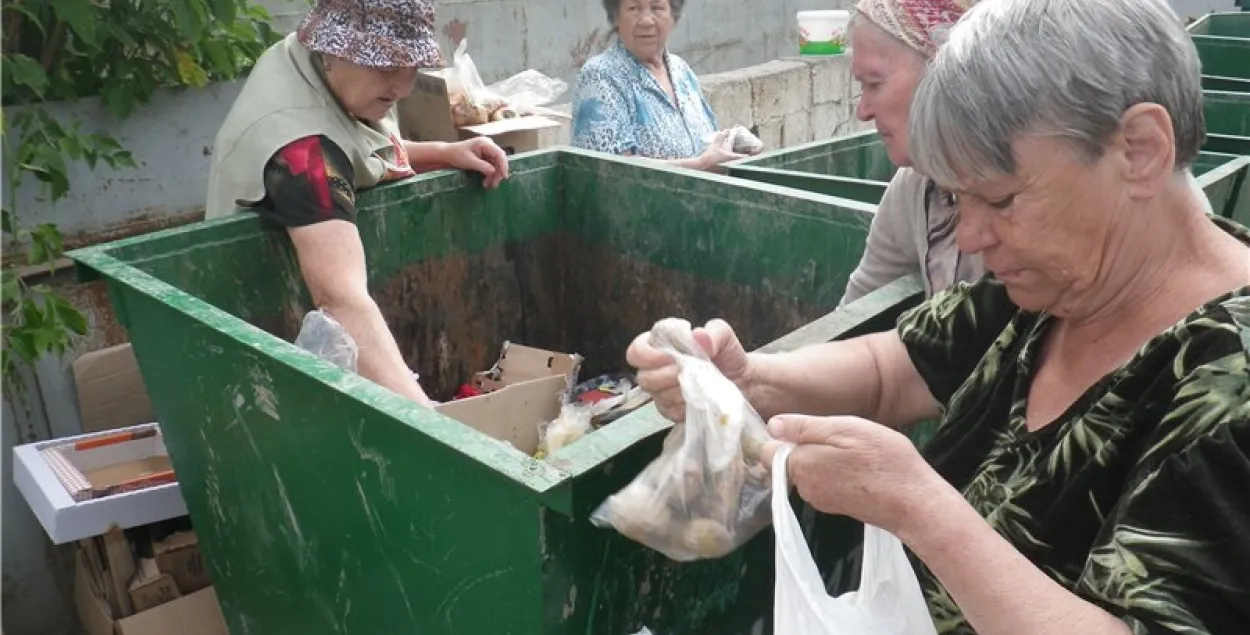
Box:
[1, 0, 280, 395]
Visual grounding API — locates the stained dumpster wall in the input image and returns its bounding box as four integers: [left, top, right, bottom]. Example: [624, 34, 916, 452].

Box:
[1, 3, 858, 632]
[2, 0, 1234, 632]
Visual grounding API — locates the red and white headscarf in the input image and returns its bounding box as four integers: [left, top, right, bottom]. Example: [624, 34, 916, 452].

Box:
[855, 0, 977, 57]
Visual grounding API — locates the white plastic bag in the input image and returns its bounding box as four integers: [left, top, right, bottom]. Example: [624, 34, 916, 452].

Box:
[771, 444, 936, 635]
[443, 38, 568, 126]
[589, 318, 773, 562]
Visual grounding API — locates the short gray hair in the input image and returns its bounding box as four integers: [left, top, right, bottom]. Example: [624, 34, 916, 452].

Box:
[908, 0, 1205, 188]
[602, 0, 685, 24]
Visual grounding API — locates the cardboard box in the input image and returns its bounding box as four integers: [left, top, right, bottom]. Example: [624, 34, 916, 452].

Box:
[397, 71, 562, 154]
[41, 427, 174, 502]
[154, 531, 212, 595]
[76, 534, 228, 635]
[13, 423, 189, 545]
[73, 343, 155, 433]
[128, 558, 182, 613]
[434, 343, 582, 455]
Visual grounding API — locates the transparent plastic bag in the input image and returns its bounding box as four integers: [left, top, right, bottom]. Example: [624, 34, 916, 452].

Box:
[589, 318, 773, 562]
[444, 38, 569, 126]
[702, 126, 765, 155]
[772, 445, 936, 635]
[294, 309, 358, 372]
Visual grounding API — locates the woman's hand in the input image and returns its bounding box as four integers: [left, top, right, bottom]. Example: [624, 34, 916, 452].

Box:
[695, 130, 747, 171]
[444, 137, 510, 188]
[760, 414, 947, 536]
[626, 319, 753, 423]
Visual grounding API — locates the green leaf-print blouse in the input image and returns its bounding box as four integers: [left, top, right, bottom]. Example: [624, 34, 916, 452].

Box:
[895, 217, 1250, 635]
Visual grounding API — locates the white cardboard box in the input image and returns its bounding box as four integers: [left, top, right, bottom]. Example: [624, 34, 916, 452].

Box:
[14, 423, 188, 544]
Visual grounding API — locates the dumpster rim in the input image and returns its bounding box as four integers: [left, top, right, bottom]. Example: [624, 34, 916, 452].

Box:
[65, 244, 579, 503]
[545, 275, 927, 478]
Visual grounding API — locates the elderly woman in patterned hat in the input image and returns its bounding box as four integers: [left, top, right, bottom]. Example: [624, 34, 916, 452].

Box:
[629, 0, 1250, 632]
[568, 0, 758, 171]
[206, 0, 508, 406]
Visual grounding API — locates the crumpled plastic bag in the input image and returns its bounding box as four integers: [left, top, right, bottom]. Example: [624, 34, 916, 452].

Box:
[440, 38, 568, 126]
[293, 309, 425, 389]
[589, 318, 773, 562]
[772, 445, 936, 635]
[703, 126, 765, 155]
[293, 309, 358, 371]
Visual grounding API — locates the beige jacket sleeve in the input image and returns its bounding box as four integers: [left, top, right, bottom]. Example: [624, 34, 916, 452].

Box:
[840, 168, 929, 305]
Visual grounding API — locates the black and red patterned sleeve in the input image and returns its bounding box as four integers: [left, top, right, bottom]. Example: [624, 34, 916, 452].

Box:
[257, 135, 357, 226]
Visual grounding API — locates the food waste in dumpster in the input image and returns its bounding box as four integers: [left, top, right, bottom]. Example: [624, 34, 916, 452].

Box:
[68, 148, 884, 635]
[294, 311, 650, 457]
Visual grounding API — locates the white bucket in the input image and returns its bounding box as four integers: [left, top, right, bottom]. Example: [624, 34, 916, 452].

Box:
[797, 10, 850, 55]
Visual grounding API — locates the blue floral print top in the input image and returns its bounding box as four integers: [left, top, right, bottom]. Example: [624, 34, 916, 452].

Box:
[570, 40, 718, 159]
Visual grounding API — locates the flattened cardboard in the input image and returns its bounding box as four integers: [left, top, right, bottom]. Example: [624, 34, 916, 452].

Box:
[472, 342, 582, 393]
[436, 374, 566, 455]
[73, 343, 155, 433]
[397, 71, 560, 154]
[75, 547, 116, 635]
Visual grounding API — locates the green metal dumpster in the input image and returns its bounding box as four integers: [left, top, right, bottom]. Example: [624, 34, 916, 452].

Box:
[1187, 11, 1250, 37]
[728, 130, 1250, 220]
[1194, 35, 1250, 92]
[69, 148, 910, 635]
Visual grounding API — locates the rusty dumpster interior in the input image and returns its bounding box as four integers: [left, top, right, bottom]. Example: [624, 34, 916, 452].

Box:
[95, 150, 874, 408]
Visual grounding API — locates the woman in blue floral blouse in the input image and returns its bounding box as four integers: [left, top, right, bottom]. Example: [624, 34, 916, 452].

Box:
[570, 0, 752, 171]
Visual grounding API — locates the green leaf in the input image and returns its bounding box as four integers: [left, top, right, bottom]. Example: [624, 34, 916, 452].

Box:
[201, 40, 235, 75]
[1, 271, 21, 309]
[27, 238, 48, 267]
[54, 298, 88, 335]
[3, 54, 49, 95]
[51, 0, 99, 47]
[169, 1, 208, 40]
[1, 209, 17, 236]
[207, 0, 237, 28]
[101, 81, 138, 119]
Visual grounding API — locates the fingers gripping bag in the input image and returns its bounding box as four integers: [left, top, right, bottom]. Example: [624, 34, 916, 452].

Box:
[589, 318, 773, 561]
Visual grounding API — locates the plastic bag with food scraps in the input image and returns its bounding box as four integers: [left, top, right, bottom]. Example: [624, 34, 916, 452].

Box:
[535, 374, 645, 459]
[702, 126, 765, 155]
[589, 318, 773, 562]
[439, 38, 569, 127]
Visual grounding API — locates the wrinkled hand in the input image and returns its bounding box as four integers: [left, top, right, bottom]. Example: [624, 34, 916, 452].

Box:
[626, 319, 752, 423]
[760, 415, 946, 537]
[698, 130, 747, 170]
[445, 137, 510, 188]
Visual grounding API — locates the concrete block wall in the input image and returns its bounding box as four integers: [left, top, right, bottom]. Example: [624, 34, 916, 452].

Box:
[536, 54, 868, 152]
[702, 54, 869, 151]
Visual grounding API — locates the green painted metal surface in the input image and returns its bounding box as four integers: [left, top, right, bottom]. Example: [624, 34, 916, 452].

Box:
[729, 129, 897, 183]
[1187, 11, 1250, 37]
[1205, 89, 1250, 138]
[1194, 35, 1250, 93]
[727, 128, 1249, 222]
[69, 148, 924, 635]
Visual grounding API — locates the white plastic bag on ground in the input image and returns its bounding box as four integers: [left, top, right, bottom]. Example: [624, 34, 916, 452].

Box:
[771, 444, 937, 635]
